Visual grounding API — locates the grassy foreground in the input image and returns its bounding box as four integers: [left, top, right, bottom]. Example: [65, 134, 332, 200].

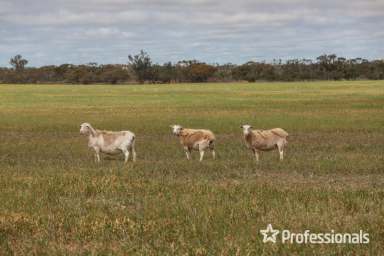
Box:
[0, 81, 383, 255]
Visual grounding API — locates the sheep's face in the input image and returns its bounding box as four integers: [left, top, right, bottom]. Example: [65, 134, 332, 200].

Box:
[241, 124, 252, 135]
[170, 125, 183, 136]
[80, 123, 91, 135]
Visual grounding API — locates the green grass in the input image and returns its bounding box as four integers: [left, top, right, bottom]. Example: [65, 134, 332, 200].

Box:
[0, 81, 383, 255]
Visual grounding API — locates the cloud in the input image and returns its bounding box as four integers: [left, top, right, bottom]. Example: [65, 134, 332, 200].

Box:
[0, 0, 383, 66]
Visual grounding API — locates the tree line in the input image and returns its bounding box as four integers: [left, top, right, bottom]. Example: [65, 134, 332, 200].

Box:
[1, 51, 383, 84]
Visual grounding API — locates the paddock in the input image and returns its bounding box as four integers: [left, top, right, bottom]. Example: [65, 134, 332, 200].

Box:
[0, 81, 382, 254]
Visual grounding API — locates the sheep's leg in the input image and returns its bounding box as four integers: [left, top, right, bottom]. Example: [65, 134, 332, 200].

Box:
[199, 150, 205, 162]
[252, 148, 260, 161]
[94, 148, 101, 163]
[199, 141, 210, 162]
[184, 147, 191, 160]
[277, 141, 284, 161]
[123, 149, 130, 163]
[211, 149, 216, 160]
[255, 151, 260, 161]
[129, 140, 137, 162]
[131, 147, 137, 162]
[95, 153, 100, 163]
[209, 141, 216, 159]
[279, 149, 284, 161]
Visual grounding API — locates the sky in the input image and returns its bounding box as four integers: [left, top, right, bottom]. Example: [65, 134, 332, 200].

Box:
[0, 0, 383, 67]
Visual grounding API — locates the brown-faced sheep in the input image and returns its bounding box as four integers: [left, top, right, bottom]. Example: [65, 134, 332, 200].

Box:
[170, 125, 216, 161]
[241, 124, 288, 161]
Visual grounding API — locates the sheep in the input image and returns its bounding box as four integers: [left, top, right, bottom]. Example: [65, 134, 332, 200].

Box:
[170, 125, 216, 161]
[79, 123, 136, 163]
[240, 124, 288, 161]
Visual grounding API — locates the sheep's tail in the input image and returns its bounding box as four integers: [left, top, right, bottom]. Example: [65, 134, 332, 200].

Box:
[204, 131, 215, 149]
[208, 133, 215, 149]
[209, 139, 215, 149]
[131, 134, 136, 148]
[271, 128, 288, 138]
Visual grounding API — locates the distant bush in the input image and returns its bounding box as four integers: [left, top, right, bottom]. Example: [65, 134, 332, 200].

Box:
[1, 53, 383, 84]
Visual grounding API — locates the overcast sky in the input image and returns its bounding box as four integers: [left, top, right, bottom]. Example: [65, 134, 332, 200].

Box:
[0, 0, 383, 66]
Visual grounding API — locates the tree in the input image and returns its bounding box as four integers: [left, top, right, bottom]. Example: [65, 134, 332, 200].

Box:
[152, 62, 176, 83]
[1, 53, 384, 84]
[316, 54, 339, 80]
[174, 60, 216, 82]
[10, 55, 28, 71]
[99, 64, 130, 84]
[232, 62, 276, 82]
[128, 50, 153, 83]
[213, 63, 235, 82]
[188, 63, 217, 82]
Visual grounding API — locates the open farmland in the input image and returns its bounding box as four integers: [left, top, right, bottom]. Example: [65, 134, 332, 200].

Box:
[0, 81, 383, 255]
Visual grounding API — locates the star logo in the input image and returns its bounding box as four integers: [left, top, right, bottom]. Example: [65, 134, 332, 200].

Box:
[260, 224, 280, 243]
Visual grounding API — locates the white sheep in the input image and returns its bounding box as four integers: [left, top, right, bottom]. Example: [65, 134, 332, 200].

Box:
[170, 125, 216, 161]
[241, 124, 288, 161]
[80, 123, 136, 163]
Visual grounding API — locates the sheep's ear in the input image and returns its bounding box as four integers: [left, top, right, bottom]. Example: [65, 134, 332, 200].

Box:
[240, 125, 243, 128]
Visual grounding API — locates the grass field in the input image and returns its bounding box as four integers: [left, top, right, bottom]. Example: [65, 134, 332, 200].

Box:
[0, 81, 383, 255]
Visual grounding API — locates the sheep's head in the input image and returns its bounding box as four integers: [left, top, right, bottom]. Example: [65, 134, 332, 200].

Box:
[170, 125, 183, 136]
[80, 123, 92, 135]
[241, 124, 252, 135]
